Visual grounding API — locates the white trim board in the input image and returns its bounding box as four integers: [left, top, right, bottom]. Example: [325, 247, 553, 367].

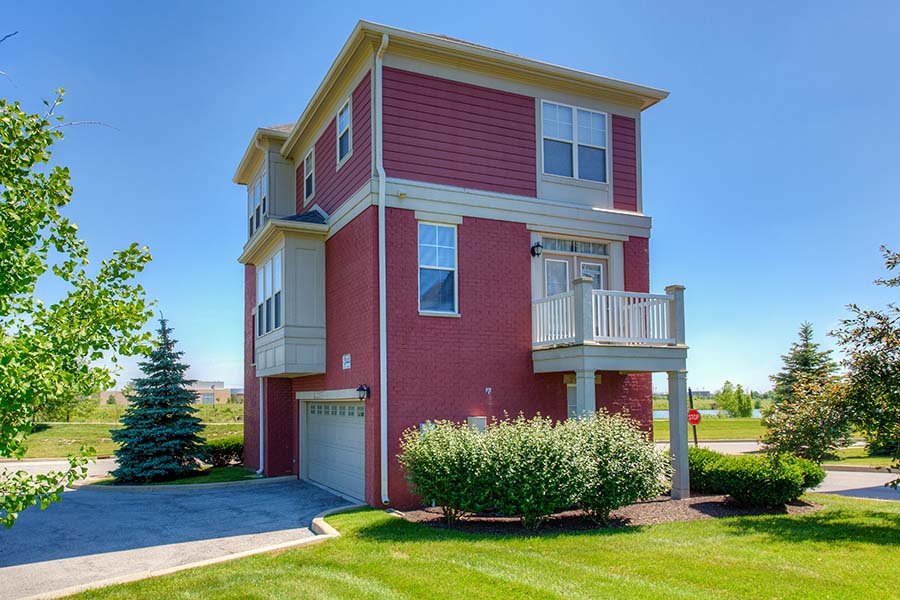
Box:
[297, 388, 361, 402]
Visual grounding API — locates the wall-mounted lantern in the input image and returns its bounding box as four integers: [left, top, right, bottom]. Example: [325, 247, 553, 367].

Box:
[356, 384, 371, 400]
[530, 242, 543, 257]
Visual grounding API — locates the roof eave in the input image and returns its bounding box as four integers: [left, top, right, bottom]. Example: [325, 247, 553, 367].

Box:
[232, 128, 290, 185]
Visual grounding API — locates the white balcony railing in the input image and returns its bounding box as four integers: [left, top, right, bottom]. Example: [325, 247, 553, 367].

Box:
[532, 279, 685, 348]
[531, 291, 575, 345]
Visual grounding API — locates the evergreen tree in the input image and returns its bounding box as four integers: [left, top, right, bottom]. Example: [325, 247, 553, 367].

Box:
[111, 318, 205, 482]
[770, 322, 838, 403]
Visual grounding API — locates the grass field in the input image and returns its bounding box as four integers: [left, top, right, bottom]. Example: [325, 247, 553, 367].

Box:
[653, 417, 764, 441]
[823, 447, 897, 468]
[19, 423, 243, 459]
[70, 494, 900, 599]
[94, 466, 257, 486]
[72, 404, 244, 424]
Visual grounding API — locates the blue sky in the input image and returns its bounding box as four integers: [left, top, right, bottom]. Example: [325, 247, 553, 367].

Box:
[6, 1, 899, 392]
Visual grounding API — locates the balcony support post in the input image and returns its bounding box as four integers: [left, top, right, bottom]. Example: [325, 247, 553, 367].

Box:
[665, 284, 686, 345]
[573, 276, 594, 345]
[574, 369, 596, 417]
[667, 370, 690, 499]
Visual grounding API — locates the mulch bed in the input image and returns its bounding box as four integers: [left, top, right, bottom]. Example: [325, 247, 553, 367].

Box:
[400, 495, 821, 535]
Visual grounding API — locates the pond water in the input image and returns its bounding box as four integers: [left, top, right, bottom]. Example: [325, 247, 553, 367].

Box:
[652, 409, 762, 419]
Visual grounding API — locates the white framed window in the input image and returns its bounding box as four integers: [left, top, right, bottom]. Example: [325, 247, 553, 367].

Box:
[418, 222, 457, 314]
[247, 166, 268, 238]
[580, 262, 606, 290]
[541, 101, 607, 183]
[545, 258, 569, 297]
[303, 149, 315, 203]
[336, 99, 352, 166]
[256, 250, 283, 337]
[542, 237, 608, 257]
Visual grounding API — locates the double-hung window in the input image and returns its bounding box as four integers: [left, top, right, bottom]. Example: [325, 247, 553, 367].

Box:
[418, 223, 457, 314]
[542, 101, 607, 183]
[337, 99, 352, 165]
[247, 167, 268, 238]
[303, 149, 315, 203]
[256, 250, 282, 336]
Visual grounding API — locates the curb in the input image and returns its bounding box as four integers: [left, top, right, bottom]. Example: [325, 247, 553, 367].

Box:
[0, 456, 116, 464]
[24, 502, 365, 600]
[822, 464, 896, 473]
[71, 475, 296, 492]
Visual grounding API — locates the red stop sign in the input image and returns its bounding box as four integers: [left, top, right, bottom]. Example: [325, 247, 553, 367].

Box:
[688, 409, 701, 425]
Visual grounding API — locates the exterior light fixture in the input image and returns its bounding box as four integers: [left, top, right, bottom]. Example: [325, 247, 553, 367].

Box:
[530, 242, 543, 257]
[356, 384, 371, 400]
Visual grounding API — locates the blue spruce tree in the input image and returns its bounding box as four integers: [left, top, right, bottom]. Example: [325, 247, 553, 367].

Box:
[111, 318, 206, 482]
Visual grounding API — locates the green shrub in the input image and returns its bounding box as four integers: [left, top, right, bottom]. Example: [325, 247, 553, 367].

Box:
[688, 448, 820, 507]
[566, 412, 670, 523]
[687, 447, 728, 494]
[205, 435, 243, 467]
[483, 415, 576, 528]
[399, 412, 670, 528]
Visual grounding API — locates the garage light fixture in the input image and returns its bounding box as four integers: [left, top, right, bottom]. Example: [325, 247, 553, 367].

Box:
[356, 384, 371, 400]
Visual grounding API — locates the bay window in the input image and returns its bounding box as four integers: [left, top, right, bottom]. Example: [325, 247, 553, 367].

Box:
[256, 250, 282, 336]
[418, 222, 457, 314]
[247, 167, 268, 238]
[542, 101, 607, 183]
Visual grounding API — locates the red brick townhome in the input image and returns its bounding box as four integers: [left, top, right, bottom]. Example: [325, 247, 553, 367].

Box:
[235, 21, 690, 508]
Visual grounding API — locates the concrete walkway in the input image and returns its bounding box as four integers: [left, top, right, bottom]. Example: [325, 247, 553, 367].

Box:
[0, 481, 347, 600]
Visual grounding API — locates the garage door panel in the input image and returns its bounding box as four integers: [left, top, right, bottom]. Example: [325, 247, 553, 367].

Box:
[305, 402, 365, 500]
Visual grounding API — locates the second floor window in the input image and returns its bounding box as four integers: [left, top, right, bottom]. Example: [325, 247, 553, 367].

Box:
[542, 101, 607, 183]
[304, 149, 315, 203]
[256, 250, 282, 336]
[337, 99, 352, 164]
[247, 167, 268, 238]
[418, 222, 457, 314]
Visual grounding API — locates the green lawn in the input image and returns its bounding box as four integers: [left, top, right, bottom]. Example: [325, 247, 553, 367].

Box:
[94, 466, 257, 486]
[653, 417, 764, 441]
[822, 447, 897, 468]
[19, 423, 243, 459]
[71, 494, 899, 599]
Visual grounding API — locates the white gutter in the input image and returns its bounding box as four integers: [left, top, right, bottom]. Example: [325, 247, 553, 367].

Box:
[256, 377, 264, 475]
[375, 33, 390, 505]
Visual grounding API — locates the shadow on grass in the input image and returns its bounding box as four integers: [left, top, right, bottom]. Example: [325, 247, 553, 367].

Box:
[31, 423, 50, 433]
[351, 511, 645, 544]
[720, 508, 900, 546]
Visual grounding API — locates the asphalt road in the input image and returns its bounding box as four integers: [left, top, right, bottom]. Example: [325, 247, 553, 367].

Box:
[0, 481, 347, 600]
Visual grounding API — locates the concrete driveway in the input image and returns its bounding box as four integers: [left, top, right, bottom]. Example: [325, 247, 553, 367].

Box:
[0, 480, 348, 600]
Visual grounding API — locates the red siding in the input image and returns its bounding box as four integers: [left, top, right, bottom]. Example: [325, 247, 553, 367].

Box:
[243, 265, 260, 469]
[305, 71, 372, 216]
[383, 67, 536, 197]
[293, 206, 381, 504]
[612, 115, 638, 212]
[385, 208, 565, 507]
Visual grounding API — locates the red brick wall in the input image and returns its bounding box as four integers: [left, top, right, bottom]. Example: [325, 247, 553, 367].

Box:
[243, 265, 260, 469]
[624, 236, 649, 293]
[263, 377, 296, 476]
[292, 206, 381, 503]
[612, 115, 638, 212]
[597, 371, 653, 434]
[383, 67, 536, 197]
[385, 208, 565, 507]
[299, 71, 372, 216]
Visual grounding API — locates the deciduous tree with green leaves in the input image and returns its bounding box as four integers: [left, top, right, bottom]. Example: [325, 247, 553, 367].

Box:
[0, 92, 153, 526]
[111, 318, 206, 483]
[770, 322, 838, 403]
[832, 246, 900, 487]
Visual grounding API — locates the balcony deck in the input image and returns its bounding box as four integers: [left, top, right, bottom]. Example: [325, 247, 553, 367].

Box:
[531, 279, 687, 374]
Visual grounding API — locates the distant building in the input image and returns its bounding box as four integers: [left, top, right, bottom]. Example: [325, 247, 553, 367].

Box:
[95, 381, 243, 405]
[692, 390, 713, 398]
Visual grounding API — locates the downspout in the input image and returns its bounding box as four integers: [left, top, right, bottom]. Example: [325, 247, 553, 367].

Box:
[375, 33, 390, 505]
[256, 377, 264, 475]
[254, 135, 266, 476]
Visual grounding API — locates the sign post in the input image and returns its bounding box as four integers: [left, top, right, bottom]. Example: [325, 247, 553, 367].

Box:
[688, 388, 700, 447]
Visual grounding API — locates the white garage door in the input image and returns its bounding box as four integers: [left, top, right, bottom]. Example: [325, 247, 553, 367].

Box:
[306, 402, 365, 501]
